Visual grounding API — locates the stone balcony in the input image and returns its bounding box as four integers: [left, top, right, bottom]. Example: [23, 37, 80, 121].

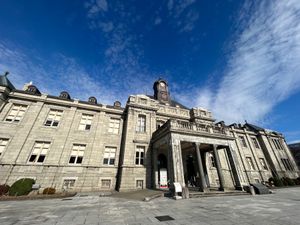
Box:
[152, 119, 234, 140]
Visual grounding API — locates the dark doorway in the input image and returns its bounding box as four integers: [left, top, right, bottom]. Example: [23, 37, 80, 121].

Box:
[186, 155, 197, 187]
[158, 154, 168, 188]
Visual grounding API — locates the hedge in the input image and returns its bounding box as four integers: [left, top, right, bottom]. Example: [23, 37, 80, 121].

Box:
[9, 178, 35, 196]
[43, 187, 56, 195]
[0, 184, 10, 195]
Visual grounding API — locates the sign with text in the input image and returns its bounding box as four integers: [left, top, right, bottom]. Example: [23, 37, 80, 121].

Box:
[160, 168, 168, 188]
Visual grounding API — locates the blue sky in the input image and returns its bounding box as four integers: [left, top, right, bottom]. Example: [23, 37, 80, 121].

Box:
[0, 0, 300, 143]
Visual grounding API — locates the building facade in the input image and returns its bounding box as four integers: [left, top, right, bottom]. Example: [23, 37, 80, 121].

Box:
[289, 142, 300, 170]
[0, 75, 299, 192]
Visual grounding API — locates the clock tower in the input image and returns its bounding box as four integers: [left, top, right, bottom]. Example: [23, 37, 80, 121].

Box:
[153, 78, 170, 103]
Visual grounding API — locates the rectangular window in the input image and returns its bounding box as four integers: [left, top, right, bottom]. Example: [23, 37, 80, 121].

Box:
[279, 140, 285, 150]
[239, 136, 247, 148]
[136, 180, 144, 189]
[272, 139, 284, 150]
[101, 179, 111, 188]
[246, 157, 255, 170]
[281, 158, 293, 171]
[108, 118, 120, 134]
[135, 146, 145, 165]
[103, 147, 116, 165]
[140, 98, 147, 104]
[136, 115, 146, 132]
[251, 137, 260, 149]
[63, 179, 76, 189]
[5, 104, 27, 122]
[69, 144, 85, 164]
[259, 158, 268, 170]
[209, 153, 216, 167]
[28, 141, 50, 163]
[45, 109, 63, 127]
[0, 138, 9, 156]
[78, 114, 93, 130]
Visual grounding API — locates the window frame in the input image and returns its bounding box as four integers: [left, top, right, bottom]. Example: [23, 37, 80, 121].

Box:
[136, 179, 144, 189]
[68, 144, 86, 165]
[103, 146, 117, 166]
[108, 118, 120, 134]
[44, 109, 63, 127]
[281, 158, 294, 171]
[136, 114, 146, 133]
[251, 137, 260, 149]
[239, 136, 247, 148]
[209, 153, 216, 168]
[5, 104, 28, 123]
[28, 141, 51, 164]
[135, 146, 145, 165]
[259, 158, 268, 170]
[246, 156, 255, 170]
[101, 179, 111, 189]
[0, 138, 9, 156]
[62, 178, 76, 189]
[78, 113, 93, 131]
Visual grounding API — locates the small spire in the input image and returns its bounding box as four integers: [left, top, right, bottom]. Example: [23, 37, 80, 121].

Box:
[3, 71, 9, 77]
[245, 120, 248, 124]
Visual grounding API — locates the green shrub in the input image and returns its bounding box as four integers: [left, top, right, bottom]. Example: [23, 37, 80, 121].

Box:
[0, 184, 10, 195]
[9, 178, 35, 196]
[281, 178, 288, 186]
[283, 177, 295, 186]
[273, 177, 284, 187]
[293, 179, 300, 185]
[43, 187, 56, 195]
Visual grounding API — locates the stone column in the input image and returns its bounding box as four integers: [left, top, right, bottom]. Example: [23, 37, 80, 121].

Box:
[194, 143, 207, 192]
[212, 144, 225, 191]
[225, 146, 243, 190]
[152, 146, 159, 189]
[169, 135, 185, 187]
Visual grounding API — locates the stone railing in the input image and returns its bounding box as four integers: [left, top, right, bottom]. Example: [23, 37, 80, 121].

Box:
[153, 119, 232, 138]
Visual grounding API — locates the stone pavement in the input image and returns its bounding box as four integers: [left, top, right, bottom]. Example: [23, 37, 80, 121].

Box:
[0, 187, 300, 225]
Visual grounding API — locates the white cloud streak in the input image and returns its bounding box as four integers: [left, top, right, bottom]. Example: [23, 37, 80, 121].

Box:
[0, 42, 117, 105]
[196, 0, 300, 124]
[166, 0, 199, 33]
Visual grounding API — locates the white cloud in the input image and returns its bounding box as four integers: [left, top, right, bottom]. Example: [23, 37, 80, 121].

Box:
[195, 0, 300, 124]
[86, 0, 108, 18]
[85, 1, 156, 97]
[167, 0, 198, 33]
[154, 17, 162, 25]
[0, 41, 118, 105]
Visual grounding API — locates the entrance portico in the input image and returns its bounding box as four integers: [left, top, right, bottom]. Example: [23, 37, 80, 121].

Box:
[151, 119, 245, 192]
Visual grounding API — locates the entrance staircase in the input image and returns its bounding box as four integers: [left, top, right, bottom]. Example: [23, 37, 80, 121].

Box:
[188, 187, 249, 198]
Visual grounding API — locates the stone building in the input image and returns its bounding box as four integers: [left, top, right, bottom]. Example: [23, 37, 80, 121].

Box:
[0, 74, 299, 192]
[288, 142, 300, 170]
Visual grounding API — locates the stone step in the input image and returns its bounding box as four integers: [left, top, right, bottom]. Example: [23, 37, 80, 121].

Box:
[189, 191, 249, 198]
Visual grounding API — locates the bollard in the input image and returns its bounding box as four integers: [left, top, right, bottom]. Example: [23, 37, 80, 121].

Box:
[249, 186, 256, 196]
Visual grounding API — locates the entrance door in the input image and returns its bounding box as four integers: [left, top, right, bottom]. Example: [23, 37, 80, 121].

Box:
[158, 154, 168, 188]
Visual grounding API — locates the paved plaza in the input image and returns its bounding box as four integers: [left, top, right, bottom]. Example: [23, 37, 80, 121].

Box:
[0, 187, 300, 225]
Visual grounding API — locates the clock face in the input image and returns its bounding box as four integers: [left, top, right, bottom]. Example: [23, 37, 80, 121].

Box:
[160, 82, 165, 87]
[161, 92, 168, 100]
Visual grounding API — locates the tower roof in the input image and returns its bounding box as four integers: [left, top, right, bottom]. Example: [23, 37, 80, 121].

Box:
[0, 73, 15, 90]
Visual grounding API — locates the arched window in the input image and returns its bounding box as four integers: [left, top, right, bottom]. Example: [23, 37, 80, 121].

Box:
[59, 91, 71, 100]
[114, 101, 121, 108]
[88, 96, 97, 104]
[26, 85, 41, 95]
